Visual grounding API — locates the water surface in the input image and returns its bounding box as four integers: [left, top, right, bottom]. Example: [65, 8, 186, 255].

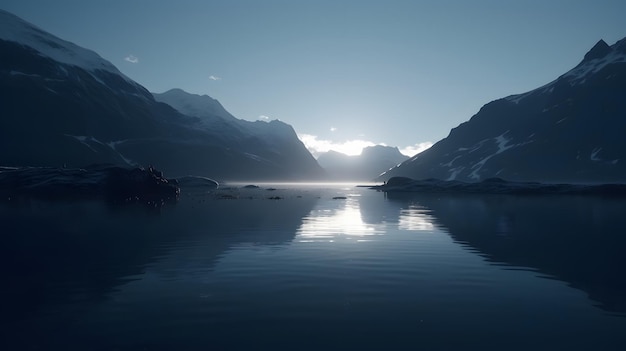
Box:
[2, 184, 625, 350]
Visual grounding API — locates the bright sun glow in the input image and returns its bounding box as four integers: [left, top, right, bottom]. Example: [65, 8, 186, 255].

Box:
[298, 133, 378, 157]
[399, 142, 434, 157]
[299, 133, 433, 158]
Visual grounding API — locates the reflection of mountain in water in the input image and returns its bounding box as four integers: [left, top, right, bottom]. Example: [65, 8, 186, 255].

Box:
[0, 192, 317, 324]
[385, 192, 626, 315]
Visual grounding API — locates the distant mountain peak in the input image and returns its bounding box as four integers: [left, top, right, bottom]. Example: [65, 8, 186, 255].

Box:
[161, 88, 218, 102]
[580, 39, 611, 64]
[317, 145, 409, 181]
[361, 145, 403, 158]
[153, 89, 234, 122]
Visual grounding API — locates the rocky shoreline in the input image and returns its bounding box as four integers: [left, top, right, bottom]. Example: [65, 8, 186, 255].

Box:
[0, 165, 180, 204]
[371, 176, 626, 196]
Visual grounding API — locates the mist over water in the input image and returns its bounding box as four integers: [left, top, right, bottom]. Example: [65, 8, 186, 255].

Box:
[2, 184, 625, 350]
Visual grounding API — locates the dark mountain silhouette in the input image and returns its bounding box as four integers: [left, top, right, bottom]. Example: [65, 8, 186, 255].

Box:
[0, 10, 323, 181]
[379, 37, 626, 183]
[153, 88, 324, 180]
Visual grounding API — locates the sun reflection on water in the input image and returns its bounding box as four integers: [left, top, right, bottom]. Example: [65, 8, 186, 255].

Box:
[296, 195, 438, 243]
[296, 197, 384, 243]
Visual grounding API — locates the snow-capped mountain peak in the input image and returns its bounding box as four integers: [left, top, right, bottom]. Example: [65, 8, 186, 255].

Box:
[581, 39, 611, 63]
[561, 38, 626, 85]
[0, 9, 133, 84]
[504, 38, 626, 104]
[153, 88, 302, 149]
[380, 36, 626, 183]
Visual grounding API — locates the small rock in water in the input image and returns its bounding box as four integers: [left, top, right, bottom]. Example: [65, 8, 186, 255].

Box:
[176, 176, 219, 189]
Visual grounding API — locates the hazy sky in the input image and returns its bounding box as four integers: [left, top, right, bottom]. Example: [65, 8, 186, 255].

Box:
[3, 0, 626, 156]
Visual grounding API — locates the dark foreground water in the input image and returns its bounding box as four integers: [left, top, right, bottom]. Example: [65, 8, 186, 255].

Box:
[2, 184, 626, 350]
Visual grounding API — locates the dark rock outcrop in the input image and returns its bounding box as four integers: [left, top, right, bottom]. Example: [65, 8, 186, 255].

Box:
[0, 165, 179, 203]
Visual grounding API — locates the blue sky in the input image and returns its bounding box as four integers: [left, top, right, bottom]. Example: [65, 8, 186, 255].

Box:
[3, 0, 626, 156]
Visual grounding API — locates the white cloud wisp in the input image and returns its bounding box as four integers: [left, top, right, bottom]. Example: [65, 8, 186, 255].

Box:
[124, 54, 139, 64]
[400, 142, 433, 157]
[299, 134, 433, 159]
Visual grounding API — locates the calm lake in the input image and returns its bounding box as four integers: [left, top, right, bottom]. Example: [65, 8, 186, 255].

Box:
[2, 184, 626, 350]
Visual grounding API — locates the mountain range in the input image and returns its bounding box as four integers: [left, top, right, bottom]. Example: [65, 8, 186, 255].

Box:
[380, 38, 626, 183]
[316, 145, 408, 181]
[3, 9, 625, 184]
[0, 10, 324, 181]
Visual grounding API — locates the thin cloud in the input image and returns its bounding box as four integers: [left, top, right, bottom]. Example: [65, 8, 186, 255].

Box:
[209, 75, 221, 81]
[400, 142, 433, 157]
[330, 127, 337, 132]
[124, 54, 139, 64]
[298, 133, 377, 157]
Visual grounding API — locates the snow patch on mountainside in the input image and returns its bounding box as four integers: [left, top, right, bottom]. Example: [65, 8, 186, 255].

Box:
[590, 147, 620, 165]
[69, 135, 101, 153]
[244, 153, 266, 163]
[504, 80, 555, 105]
[106, 140, 136, 165]
[495, 131, 513, 153]
[66, 135, 135, 165]
[440, 155, 462, 168]
[458, 139, 489, 154]
[10, 70, 65, 82]
[505, 91, 532, 104]
[563, 50, 626, 86]
[465, 131, 532, 180]
[446, 166, 465, 181]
